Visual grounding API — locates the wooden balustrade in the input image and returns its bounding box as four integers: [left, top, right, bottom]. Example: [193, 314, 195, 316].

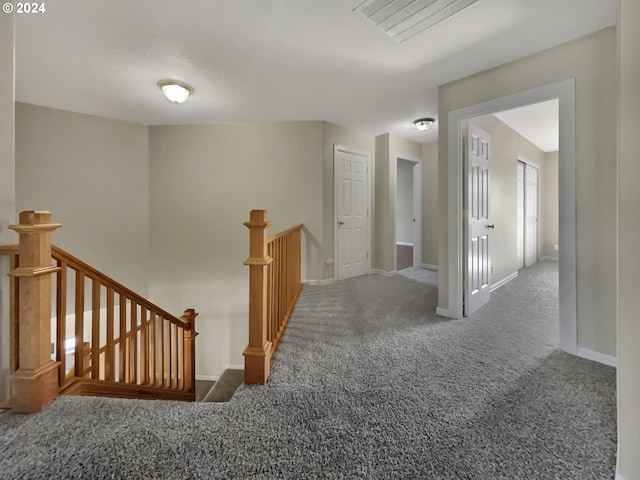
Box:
[0, 211, 199, 412]
[243, 210, 303, 384]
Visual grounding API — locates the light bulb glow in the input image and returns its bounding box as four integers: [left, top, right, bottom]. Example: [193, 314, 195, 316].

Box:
[158, 80, 194, 103]
[413, 117, 435, 131]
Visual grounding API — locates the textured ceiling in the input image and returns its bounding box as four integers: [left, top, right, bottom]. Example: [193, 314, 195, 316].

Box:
[14, 0, 616, 143]
[494, 99, 559, 153]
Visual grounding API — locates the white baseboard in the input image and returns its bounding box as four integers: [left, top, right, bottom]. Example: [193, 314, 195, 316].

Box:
[541, 256, 559, 262]
[370, 269, 396, 276]
[491, 272, 518, 292]
[576, 347, 617, 368]
[421, 263, 439, 271]
[396, 241, 414, 247]
[225, 364, 244, 370]
[303, 278, 334, 286]
[435, 307, 451, 318]
[196, 374, 219, 382]
[616, 471, 627, 480]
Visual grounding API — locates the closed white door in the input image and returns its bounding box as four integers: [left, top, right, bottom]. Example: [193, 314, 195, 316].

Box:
[336, 149, 369, 280]
[464, 122, 491, 316]
[525, 164, 538, 267]
[516, 161, 525, 268]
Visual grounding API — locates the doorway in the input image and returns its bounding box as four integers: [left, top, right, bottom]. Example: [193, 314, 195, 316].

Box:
[395, 155, 422, 271]
[444, 79, 576, 354]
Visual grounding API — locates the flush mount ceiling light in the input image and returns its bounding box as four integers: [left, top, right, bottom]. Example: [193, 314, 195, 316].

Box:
[413, 117, 435, 131]
[354, 0, 481, 43]
[157, 80, 194, 104]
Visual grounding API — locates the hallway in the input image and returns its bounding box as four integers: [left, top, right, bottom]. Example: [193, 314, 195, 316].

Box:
[0, 263, 616, 479]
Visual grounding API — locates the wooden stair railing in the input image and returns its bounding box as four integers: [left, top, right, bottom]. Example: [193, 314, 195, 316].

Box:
[0, 211, 198, 413]
[243, 210, 303, 384]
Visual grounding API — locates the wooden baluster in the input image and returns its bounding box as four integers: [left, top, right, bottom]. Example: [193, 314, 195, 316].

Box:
[177, 327, 184, 390]
[157, 316, 164, 387]
[9, 253, 19, 374]
[243, 210, 274, 384]
[105, 288, 115, 381]
[279, 238, 284, 333]
[148, 314, 156, 386]
[162, 320, 168, 388]
[56, 260, 67, 386]
[284, 238, 288, 324]
[171, 324, 178, 389]
[129, 302, 137, 384]
[266, 243, 272, 343]
[82, 342, 91, 376]
[74, 270, 85, 378]
[139, 307, 148, 385]
[118, 295, 126, 382]
[8, 211, 61, 413]
[181, 309, 198, 393]
[91, 280, 100, 380]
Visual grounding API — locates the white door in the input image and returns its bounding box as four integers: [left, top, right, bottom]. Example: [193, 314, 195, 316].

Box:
[336, 148, 369, 280]
[524, 164, 538, 267]
[516, 161, 525, 268]
[464, 123, 491, 316]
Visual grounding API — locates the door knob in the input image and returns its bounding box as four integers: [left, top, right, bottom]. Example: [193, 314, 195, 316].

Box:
[487, 224, 495, 229]
[338, 220, 345, 225]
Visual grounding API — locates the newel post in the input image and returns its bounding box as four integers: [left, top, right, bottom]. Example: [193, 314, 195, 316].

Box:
[243, 210, 273, 384]
[181, 308, 199, 394]
[8, 211, 61, 413]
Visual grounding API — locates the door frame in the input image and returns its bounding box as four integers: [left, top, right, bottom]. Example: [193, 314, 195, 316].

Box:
[444, 79, 577, 355]
[333, 144, 372, 280]
[394, 153, 423, 271]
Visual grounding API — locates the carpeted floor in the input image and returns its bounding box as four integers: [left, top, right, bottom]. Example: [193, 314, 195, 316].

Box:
[0, 262, 616, 479]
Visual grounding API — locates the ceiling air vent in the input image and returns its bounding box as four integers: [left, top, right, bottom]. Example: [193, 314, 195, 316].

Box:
[354, 0, 481, 43]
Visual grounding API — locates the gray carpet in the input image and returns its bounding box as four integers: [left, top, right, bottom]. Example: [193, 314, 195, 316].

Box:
[0, 262, 616, 479]
[202, 369, 244, 403]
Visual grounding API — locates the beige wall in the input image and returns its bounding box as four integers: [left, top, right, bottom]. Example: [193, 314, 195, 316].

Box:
[422, 141, 438, 267]
[322, 122, 375, 280]
[438, 27, 617, 356]
[15, 103, 150, 295]
[149, 122, 324, 377]
[0, 13, 15, 404]
[617, 0, 640, 477]
[375, 133, 422, 272]
[470, 114, 546, 284]
[541, 151, 559, 259]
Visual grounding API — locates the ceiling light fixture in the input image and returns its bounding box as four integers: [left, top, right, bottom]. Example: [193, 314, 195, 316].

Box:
[413, 117, 436, 131]
[157, 80, 194, 104]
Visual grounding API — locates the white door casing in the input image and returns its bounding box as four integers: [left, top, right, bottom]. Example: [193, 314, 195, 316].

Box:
[464, 122, 491, 316]
[525, 164, 538, 267]
[516, 161, 525, 268]
[335, 146, 370, 280]
[444, 79, 576, 355]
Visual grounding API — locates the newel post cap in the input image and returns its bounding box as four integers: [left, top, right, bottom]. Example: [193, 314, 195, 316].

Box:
[9, 210, 61, 232]
[244, 209, 272, 228]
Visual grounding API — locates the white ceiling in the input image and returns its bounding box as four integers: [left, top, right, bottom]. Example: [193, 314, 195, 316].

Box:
[494, 99, 559, 152]
[14, 0, 616, 143]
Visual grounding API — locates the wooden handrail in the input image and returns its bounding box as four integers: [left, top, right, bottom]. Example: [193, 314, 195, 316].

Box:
[267, 224, 303, 243]
[0, 211, 199, 411]
[51, 245, 192, 331]
[243, 210, 303, 385]
[2, 243, 192, 330]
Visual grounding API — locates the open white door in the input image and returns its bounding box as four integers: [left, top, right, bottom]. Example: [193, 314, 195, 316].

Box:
[524, 164, 538, 267]
[516, 161, 525, 268]
[335, 148, 370, 280]
[464, 122, 492, 316]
